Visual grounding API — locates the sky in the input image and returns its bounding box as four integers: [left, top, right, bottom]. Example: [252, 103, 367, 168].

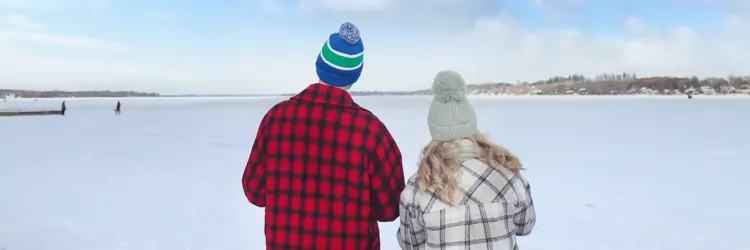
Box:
[0, 0, 749, 94]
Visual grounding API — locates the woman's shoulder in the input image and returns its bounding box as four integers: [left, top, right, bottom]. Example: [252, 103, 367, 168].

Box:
[400, 173, 449, 211]
[457, 159, 530, 203]
[400, 173, 422, 204]
[460, 158, 525, 180]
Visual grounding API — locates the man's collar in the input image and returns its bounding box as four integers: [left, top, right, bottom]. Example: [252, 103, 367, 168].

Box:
[290, 83, 359, 108]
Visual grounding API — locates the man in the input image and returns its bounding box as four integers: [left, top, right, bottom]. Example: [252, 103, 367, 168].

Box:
[242, 22, 406, 250]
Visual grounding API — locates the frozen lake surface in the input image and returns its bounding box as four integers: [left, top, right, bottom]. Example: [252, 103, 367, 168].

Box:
[1, 96, 749, 250]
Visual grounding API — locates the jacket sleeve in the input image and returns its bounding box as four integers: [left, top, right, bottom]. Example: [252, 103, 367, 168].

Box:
[397, 190, 425, 249]
[242, 112, 271, 208]
[368, 128, 406, 222]
[514, 176, 536, 236]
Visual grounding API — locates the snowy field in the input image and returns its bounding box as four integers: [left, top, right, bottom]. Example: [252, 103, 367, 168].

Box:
[1, 96, 748, 250]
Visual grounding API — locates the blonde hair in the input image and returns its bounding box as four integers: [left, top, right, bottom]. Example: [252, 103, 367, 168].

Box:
[416, 133, 524, 205]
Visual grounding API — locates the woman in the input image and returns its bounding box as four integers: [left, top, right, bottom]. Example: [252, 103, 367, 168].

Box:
[397, 71, 536, 250]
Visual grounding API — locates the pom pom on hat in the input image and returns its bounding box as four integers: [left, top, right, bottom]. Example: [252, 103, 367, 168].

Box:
[339, 22, 361, 45]
[432, 70, 467, 103]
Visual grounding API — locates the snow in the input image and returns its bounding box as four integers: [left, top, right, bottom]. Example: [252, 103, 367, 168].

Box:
[1, 96, 748, 250]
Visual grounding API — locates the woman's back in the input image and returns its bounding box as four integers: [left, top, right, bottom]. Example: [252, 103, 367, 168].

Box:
[398, 139, 535, 250]
[397, 70, 535, 250]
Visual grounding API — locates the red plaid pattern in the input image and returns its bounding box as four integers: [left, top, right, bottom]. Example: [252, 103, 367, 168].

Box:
[242, 83, 406, 250]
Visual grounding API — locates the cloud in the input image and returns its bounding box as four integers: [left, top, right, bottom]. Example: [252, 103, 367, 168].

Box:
[293, 0, 502, 33]
[86, 0, 107, 10]
[141, 8, 175, 21]
[304, 0, 395, 11]
[298, 0, 488, 11]
[530, 0, 587, 8]
[0, 12, 46, 29]
[256, 0, 285, 13]
[0, 0, 46, 9]
[0, 0, 107, 11]
[232, 0, 750, 92]
[0, 13, 128, 50]
[0, 29, 129, 50]
[623, 17, 646, 34]
[439, 12, 750, 84]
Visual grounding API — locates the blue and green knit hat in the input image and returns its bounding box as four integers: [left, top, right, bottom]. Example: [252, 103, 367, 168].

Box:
[315, 22, 364, 87]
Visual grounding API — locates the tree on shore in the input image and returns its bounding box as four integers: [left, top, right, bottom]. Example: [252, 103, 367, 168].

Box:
[462, 73, 750, 95]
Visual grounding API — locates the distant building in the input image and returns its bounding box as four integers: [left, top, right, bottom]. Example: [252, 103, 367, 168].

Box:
[700, 86, 715, 95]
[718, 85, 736, 94]
[2, 92, 16, 102]
[639, 87, 656, 95]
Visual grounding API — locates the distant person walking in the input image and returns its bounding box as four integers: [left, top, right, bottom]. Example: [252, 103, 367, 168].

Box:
[114, 101, 121, 115]
[242, 22, 406, 250]
[61, 101, 66, 116]
[397, 71, 536, 250]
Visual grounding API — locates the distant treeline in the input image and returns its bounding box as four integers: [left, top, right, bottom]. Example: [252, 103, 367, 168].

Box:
[0, 89, 160, 98]
[278, 91, 423, 96]
[349, 91, 422, 96]
[5, 73, 750, 98]
[416, 73, 750, 95]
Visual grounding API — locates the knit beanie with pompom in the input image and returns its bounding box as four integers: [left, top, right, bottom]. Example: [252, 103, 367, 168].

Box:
[427, 70, 479, 141]
[315, 22, 364, 87]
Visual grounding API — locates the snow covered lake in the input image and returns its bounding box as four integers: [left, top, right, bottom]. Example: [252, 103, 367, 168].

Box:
[1, 96, 748, 250]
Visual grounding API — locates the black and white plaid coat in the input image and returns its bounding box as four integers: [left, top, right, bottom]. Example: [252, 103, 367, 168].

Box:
[397, 140, 536, 250]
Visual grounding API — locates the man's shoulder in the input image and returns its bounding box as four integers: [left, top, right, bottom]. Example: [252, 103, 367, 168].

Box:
[273, 98, 294, 109]
[351, 106, 389, 133]
[262, 98, 296, 117]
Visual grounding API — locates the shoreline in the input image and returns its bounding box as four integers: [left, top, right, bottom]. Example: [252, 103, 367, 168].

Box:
[465, 94, 750, 100]
[0, 96, 286, 102]
[1, 94, 749, 102]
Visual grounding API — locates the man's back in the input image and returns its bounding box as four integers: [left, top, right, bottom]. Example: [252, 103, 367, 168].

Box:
[243, 83, 406, 250]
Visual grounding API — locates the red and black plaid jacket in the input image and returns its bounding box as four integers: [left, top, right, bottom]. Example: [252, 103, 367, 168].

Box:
[242, 83, 406, 250]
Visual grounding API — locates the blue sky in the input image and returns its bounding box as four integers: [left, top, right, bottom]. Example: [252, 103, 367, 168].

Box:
[0, 0, 748, 94]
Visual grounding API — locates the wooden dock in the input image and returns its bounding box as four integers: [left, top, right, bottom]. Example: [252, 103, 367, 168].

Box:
[0, 110, 64, 117]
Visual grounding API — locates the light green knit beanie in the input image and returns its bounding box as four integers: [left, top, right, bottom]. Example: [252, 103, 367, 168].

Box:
[428, 70, 479, 141]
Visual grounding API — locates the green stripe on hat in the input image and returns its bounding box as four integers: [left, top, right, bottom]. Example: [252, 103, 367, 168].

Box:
[320, 40, 363, 71]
